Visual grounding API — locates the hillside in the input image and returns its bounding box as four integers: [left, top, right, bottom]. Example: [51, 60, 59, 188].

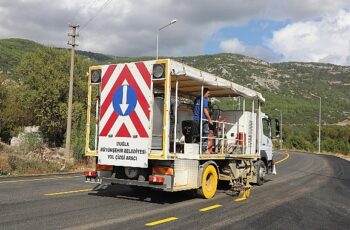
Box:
[178, 54, 350, 124]
[0, 38, 349, 125]
[0, 38, 116, 76]
[0, 38, 43, 75]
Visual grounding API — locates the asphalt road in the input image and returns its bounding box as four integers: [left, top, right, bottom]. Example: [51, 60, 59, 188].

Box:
[0, 151, 349, 230]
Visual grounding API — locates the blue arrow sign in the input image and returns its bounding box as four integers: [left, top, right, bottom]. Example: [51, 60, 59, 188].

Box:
[113, 84, 137, 116]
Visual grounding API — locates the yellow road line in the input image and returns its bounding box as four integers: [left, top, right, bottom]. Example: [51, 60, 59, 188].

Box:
[0, 175, 82, 184]
[45, 188, 92, 196]
[199, 204, 222, 212]
[275, 151, 290, 164]
[234, 197, 247, 202]
[145, 217, 178, 226]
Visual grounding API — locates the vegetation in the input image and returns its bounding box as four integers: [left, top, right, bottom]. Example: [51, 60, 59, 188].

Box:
[0, 41, 92, 159]
[0, 142, 82, 176]
[178, 53, 350, 124]
[0, 38, 43, 76]
[14, 47, 91, 147]
[6, 154, 62, 175]
[178, 54, 350, 154]
[0, 75, 27, 141]
[282, 125, 350, 154]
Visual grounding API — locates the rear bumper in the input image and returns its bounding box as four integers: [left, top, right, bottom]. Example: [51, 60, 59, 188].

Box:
[85, 176, 169, 190]
[101, 177, 167, 189]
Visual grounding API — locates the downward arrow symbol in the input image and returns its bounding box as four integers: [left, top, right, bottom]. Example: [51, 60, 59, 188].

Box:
[120, 84, 129, 115]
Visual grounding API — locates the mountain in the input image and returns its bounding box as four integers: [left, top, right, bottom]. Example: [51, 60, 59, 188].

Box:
[0, 38, 116, 75]
[178, 54, 350, 124]
[0, 38, 43, 75]
[0, 38, 349, 125]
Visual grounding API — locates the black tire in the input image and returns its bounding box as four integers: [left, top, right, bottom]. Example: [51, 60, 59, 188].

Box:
[185, 189, 197, 198]
[257, 160, 266, 186]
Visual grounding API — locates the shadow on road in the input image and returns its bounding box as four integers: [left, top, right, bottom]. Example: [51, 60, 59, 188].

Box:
[88, 181, 263, 204]
[88, 184, 201, 204]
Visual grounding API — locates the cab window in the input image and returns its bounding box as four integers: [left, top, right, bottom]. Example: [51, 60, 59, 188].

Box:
[263, 118, 271, 137]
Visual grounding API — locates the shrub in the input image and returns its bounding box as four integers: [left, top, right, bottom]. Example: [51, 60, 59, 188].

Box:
[0, 157, 11, 175]
[5, 154, 64, 175]
[21, 132, 42, 154]
[285, 135, 315, 151]
[7, 155, 20, 171]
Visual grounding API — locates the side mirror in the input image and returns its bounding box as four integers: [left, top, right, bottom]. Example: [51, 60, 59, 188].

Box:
[275, 119, 280, 137]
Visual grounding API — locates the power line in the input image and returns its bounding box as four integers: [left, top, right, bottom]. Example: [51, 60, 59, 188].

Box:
[80, 0, 113, 32]
[67, 0, 100, 25]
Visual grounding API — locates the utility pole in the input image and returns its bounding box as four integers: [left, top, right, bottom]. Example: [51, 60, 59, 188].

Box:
[311, 93, 321, 154]
[318, 97, 321, 154]
[65, 24, 79, 163]
[275, 109, 283, 150]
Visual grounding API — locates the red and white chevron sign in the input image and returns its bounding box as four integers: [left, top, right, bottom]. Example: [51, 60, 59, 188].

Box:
[98, 61, 154, 168]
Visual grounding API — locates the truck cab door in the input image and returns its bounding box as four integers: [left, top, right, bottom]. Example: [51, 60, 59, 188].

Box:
[261, 118, 273, 161]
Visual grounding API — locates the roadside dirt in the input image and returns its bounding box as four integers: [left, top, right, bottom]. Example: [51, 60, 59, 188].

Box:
[0, 142, 92, 176]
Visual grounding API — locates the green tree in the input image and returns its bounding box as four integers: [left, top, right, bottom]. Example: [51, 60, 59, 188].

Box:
[0, 75, 28, 142]
[15, 47, 91, 151]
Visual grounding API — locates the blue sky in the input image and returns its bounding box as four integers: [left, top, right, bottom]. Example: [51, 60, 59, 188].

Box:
[204, 19, 289, 54]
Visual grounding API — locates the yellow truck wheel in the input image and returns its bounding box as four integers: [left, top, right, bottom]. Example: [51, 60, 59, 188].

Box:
[197, 165, 218, 199]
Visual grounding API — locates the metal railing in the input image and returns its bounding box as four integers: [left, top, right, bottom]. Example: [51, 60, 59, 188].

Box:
[200, 119, 246, 154]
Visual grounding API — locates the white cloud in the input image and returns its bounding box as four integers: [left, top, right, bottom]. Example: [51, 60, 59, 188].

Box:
[219, 38, 282, 62]
[0, 0, 349, 61]
[220, 38, 245, 53]
[260, 0, 350, 20]
[268, 10, 350, 65]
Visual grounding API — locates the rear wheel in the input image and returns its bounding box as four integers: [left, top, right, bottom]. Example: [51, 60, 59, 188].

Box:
[197, 165, 218, 199]
[257, 160, 266, 186]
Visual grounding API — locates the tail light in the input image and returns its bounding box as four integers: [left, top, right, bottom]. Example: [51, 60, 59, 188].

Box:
[84, 171, 97, 177]
[152, 167, 174, 175]
[149, 175, 165, 184]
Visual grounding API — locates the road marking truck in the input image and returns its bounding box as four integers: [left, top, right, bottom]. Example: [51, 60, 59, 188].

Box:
[84, 59, 278, 199]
